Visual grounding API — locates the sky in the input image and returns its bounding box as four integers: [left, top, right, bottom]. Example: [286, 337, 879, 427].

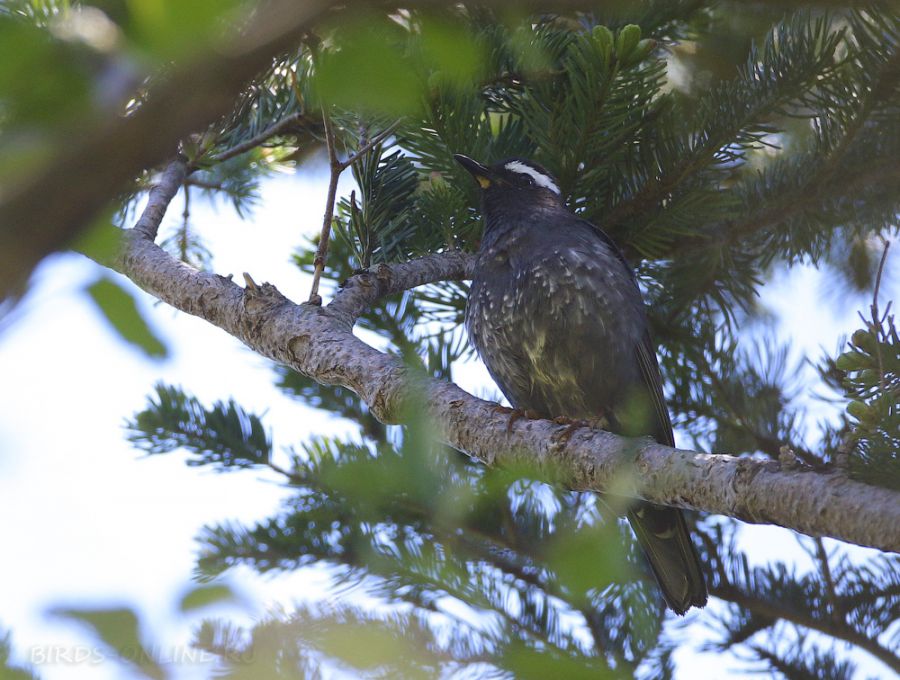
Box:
[0, 167, 895, 679]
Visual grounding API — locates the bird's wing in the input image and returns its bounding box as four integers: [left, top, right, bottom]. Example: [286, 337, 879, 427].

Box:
[574, 216, 705, 613]
[574, 217, 674, 447]
[576, 217, 638, 283]
[635, 333, 676, 448]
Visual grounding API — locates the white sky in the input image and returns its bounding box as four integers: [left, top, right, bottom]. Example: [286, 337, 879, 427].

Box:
[0, 167, 895, 679]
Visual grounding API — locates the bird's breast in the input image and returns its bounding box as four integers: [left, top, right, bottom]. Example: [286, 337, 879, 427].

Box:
[466, 243, 645, 417]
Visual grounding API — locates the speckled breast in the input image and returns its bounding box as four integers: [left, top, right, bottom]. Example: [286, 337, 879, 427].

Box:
[466, 239, 647, 420]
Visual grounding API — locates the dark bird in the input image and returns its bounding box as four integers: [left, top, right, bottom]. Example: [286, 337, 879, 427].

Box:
[455, 153, 707, 614]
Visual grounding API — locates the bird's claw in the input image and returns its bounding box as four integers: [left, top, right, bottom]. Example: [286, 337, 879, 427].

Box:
[492, 405, 540, 434]
[550, 415, 608, 447]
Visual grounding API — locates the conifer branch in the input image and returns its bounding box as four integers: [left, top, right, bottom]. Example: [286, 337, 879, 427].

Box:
[696, 37, 900, 253]
[601, 15, 841, 234]
[209, 111, 311, 164]
[711, 161, 900, 253]
[108, 187, 900, 553]
[710, 583, 900, 673]
[339, 120, 401, 171]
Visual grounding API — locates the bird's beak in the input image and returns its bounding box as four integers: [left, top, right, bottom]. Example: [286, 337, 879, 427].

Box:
[454, 154, 493, 189]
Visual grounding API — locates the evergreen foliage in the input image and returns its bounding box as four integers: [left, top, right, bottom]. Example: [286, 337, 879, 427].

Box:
[2, 1, 898, 677]
[123, 3, 900, 677]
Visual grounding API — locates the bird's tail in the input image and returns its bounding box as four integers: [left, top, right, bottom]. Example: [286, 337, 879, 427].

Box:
[627, 503, 707, 615]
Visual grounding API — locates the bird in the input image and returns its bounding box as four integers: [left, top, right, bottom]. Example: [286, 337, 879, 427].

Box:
[455, 153, 708, 615]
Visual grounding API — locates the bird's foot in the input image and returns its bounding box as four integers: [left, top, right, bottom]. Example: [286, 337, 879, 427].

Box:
[492, 405, 541, 434]
[550, 415, 609, 447]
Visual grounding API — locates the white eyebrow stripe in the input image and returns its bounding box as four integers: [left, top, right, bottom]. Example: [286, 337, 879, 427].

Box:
[504, 161, 561, 195]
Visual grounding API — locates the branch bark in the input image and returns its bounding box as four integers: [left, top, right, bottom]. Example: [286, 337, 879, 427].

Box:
[108, 160, 900, 555]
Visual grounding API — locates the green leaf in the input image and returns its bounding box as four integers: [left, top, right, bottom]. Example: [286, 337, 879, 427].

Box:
[0, 17, 93, 126]
[178, 583, 237, 612]
[314, 19, 420, 115]
[547, 523, 629, 600]
[501, 641, 616, 679]
[418, 16, 485, 86]
[71, 219, 123, 264]
[847, 400, 875, 423]
[123, 0, 245, 59]
[85, 276, 168, 358]
[48, 606, 164, 680]
[851, 329, 877, 354]
[835, 350, 872, 371]
[615, 23, 642, 60]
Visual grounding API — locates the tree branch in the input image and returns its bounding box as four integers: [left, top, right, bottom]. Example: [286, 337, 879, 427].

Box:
[134, 159, 189, 241]
[338, 120, 402, 171]
[711, 583, 900, 674]
[308, 109, 343, 304]
[108, 160, 900, 554]
[209, 111, 312, 165]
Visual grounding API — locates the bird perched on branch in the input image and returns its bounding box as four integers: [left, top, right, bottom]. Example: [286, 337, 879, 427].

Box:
[455, 153, 707, 614]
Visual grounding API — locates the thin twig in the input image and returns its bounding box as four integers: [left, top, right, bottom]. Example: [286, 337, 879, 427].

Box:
[308, 117, 401, 303]
[813, 537, 840, 623]
[265, 458, 305, 485]
[338, 119, 401, 170]
[180, 183, 191, 260]
[184, 178, 226, 191]
[209, 111, 308, 165]
[870, 240, 891, 393]
[308, 109, 342, 304]
[872, 240, 890, 313]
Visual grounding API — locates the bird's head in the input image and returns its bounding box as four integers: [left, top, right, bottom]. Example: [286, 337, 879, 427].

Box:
[454, 155, 563, 211]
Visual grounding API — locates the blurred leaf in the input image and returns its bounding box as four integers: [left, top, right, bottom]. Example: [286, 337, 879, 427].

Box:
[501, 641, 617, 679]
[48, 606, 164, 680]
[178, 583, 237, 613]
[0, 16, 93, 126]
[122, 0, 245, 59]
[85, 276, 168, 358]
[314, 18, 420, 115]
[317, 620, 424, 673]
[417, 16, 485, 86]
[548, 522, 630, 600]
[71, 218, 123, 264]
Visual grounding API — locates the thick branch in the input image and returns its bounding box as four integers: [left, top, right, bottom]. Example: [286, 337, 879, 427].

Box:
[109, 184, 900, 553]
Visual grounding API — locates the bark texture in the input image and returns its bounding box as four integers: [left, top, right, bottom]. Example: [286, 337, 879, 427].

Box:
[110, 160, 900, 554]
